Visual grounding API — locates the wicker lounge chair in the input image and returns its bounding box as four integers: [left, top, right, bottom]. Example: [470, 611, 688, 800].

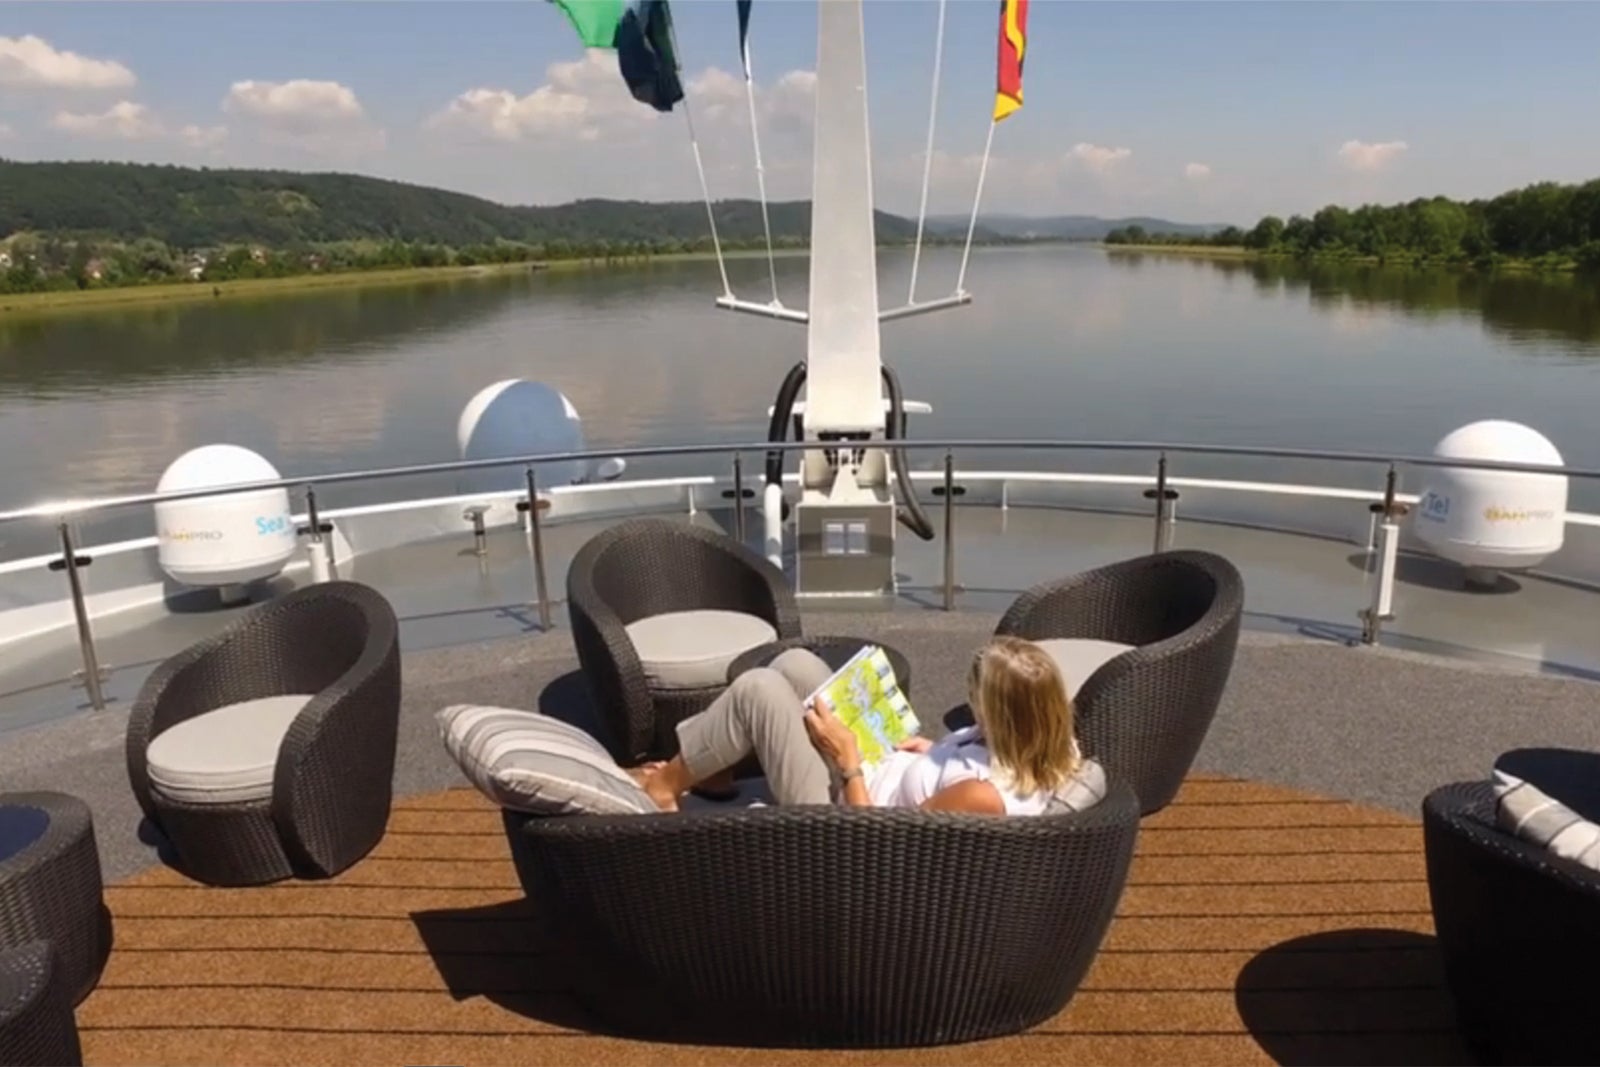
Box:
[1423, 748, 1600, 1065]
[567, 519, 801, 764]
[994, 550, 1243, 814]
[501, 781, 1140, 1047]
[126, 580, 401, 886]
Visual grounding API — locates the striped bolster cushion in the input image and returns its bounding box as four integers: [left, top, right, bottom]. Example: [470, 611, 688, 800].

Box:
[1046, 757, 1109, 814]
[1493, 768, 1600, 871]
[437, 705, 656, 816]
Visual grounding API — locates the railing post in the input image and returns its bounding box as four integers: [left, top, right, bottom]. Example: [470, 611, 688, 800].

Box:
[1360, 465, 1402, 645]
[463, 504, 489, 557]
[1144, 452, 1178, 553]
[303, 485, 335, 582]
[55, 521, 106, 711]
[733, 452, 746, 543]
[942, 450, 956, 611]
[523, 466, 552, 631]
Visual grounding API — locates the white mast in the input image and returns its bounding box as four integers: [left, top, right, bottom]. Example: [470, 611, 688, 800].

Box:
[803, 0, 883, 435]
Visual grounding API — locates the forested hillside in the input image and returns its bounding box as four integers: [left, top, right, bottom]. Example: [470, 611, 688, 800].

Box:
[0, 160, 930, 248]
[1104, 178, 1600, 269]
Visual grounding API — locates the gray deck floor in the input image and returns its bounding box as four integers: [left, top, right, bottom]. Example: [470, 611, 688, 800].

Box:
[4, 605, 1598, 885]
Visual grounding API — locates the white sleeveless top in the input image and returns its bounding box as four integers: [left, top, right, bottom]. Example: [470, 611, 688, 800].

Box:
[865, 726, 1107, 814]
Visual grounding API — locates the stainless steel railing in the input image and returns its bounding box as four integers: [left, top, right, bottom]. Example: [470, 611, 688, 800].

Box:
[3, 437, 1597, 525]
[7, 436, 1599, 714]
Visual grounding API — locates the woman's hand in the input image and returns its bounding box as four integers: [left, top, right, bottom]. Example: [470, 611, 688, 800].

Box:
[896, 737, 934, 754]
[803, 696, 862, 773]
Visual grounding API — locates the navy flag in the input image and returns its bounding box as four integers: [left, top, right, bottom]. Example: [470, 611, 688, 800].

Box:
[551, 0, 684, 112]
[737, 0, 752, 78]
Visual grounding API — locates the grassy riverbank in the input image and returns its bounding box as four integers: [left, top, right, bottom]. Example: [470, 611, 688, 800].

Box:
[0, 248, 798, 317]
[1102, 243, 1583, 273]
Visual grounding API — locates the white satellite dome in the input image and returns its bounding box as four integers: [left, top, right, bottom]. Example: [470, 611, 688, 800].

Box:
[1413, 420, 1567, 581]
[154, 445, 297, 590]
[456, 379, 587, 493]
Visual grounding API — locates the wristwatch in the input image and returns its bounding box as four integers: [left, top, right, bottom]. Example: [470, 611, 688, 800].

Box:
[839, 765, 864, 782]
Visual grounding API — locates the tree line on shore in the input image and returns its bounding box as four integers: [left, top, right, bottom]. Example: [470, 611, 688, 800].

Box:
[0, 233, 802, 295]
[1103, 177, 1600, 270]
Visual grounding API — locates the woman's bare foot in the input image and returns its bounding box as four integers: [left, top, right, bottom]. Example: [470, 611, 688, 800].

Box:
[626, 761, 682, 812]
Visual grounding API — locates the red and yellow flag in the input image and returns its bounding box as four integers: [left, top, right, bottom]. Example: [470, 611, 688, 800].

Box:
[993, 0, 1028, 122]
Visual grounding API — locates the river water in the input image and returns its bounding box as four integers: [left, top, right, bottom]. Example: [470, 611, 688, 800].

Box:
[2, 244, 1598, 550]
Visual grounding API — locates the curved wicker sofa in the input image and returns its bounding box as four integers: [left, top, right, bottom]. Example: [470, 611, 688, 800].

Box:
[994, 550, 1243, 814]
[502, 782, 1141, 1048]
[126, 581, 402, 886]
[566, 519, 801, 764]
[1424, 751, 1600, 1065]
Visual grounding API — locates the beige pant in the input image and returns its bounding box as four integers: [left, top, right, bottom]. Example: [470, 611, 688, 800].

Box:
[674, 648, 838, 805]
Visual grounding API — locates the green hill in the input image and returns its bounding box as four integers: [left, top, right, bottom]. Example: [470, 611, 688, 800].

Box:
[0, 160, 941, 248]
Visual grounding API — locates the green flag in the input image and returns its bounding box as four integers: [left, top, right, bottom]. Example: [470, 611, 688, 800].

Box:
[550, 0, 626, 48]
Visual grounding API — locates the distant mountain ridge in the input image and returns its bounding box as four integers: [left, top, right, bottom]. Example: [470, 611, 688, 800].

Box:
[0, 159, 1222, 249]
[926, 213, 1231, 240]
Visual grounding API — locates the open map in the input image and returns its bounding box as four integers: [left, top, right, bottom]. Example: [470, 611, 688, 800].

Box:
[808, 645, 921, 770]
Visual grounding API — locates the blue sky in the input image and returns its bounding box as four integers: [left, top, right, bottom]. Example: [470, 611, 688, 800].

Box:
[2, 1, 1598, 224]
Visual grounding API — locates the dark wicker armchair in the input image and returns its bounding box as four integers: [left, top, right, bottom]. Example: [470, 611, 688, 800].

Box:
[567, 519, 801, 764]
[502, 782, 1140, 1048]
[1423, 748, 1600, 1065]
[994, 550, 1243, 814]
[126, 580, 402, 886]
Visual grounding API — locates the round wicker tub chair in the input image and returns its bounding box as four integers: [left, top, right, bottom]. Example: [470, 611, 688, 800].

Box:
[1423, 748, 1600, 1066]
[994, 550, 1243, 814]
[502, 781, 1140, 1048]
[126, 580, 402, 887]
[566, 519, 801, 765]
[0, 942, 81, 1067]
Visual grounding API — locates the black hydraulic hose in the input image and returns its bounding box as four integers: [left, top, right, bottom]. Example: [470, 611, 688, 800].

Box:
[766, 360, 808, 491]
[881, 364, 935, 541]
[762, 357, 934, 540]
[765, 361, 808, 522]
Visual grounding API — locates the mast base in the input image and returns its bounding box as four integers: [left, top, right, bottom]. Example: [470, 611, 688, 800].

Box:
[792, 497, 896, 599]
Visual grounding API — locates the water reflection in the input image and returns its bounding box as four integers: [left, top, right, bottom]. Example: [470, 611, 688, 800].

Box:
[1111, 253, 1600, 352]
[0, 246, 1597, 541]
[0, 274, 541, 397]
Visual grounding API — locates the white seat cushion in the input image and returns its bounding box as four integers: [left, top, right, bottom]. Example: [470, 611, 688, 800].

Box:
[1031, 638, 1135, 698]
[146, 694, 314, 806]
[625, 609, 778, 691]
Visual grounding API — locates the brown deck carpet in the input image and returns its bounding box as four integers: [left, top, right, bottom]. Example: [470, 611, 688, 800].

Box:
[82, 775, 1473, 1067]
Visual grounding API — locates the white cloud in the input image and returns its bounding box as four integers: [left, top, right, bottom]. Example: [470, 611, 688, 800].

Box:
[51, 100, 162, 140]
[224, 79, 365, 124]
[0, 34, 134, 90]
[428, 52, 815, 152]
[223, 78, 382, 153]
[427, 51, 658, 143]
[1185, 162, 1211, 180]
[1337, 139, 1408, 171]
[49, 101, 227, 154]
[1067, 142, 1132, 173]
[178, 123, 228, 150]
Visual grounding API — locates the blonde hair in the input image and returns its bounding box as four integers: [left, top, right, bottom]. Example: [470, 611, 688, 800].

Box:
[966, 636, 1080, 795]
